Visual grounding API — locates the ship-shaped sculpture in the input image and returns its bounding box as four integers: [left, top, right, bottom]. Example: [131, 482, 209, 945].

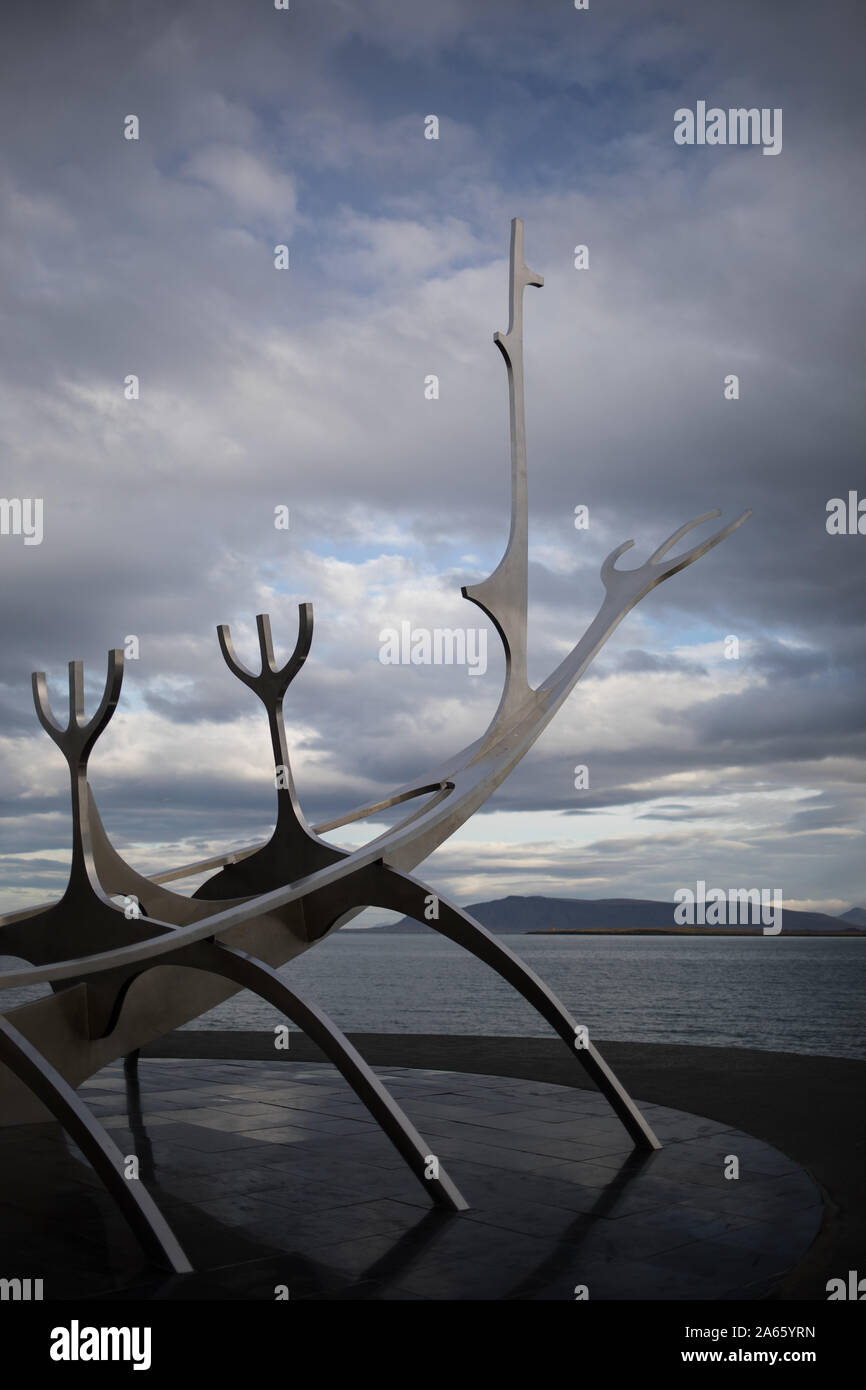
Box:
[0, 221, 749, 1273]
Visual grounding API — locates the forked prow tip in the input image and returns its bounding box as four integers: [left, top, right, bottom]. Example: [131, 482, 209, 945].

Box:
[601, 538, 636, 585]
[649, 510, 722, 566]
[654, 506, 753, 574]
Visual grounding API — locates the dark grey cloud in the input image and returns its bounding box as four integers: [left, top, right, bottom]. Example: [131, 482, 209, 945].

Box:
[0, 0, 863, 915]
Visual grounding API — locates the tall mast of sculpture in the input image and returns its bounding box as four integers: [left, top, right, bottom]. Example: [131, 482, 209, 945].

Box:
[462, 218, 543, 722]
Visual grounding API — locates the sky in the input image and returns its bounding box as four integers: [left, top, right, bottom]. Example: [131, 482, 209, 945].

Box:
[0, 0, 863, 919]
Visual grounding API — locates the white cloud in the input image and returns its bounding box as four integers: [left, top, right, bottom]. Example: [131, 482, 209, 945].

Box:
[180, 144, 298, 223]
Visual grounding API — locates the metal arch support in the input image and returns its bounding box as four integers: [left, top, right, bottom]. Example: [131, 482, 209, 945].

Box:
[168, 941, 469, 1212]
[315, 861, 661, 1152]
[0, 1014, 191, 1273]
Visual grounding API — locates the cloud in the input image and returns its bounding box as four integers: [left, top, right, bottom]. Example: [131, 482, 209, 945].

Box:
[0, 0, 863, 916]
[179, 145, 298, 223]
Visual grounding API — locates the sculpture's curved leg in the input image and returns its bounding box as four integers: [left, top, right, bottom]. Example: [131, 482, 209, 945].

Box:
[123, 1049, 156, 1181]
[0, 1015, 191, 1272]
[310, 862, 661, 1152]
[169, 942, 469, 1212]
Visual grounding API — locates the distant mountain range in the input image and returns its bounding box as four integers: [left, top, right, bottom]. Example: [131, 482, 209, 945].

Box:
[367, 895, 866, 936]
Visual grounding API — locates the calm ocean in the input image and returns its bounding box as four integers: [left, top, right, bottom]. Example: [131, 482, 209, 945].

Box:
[185, 931, 865, 1060]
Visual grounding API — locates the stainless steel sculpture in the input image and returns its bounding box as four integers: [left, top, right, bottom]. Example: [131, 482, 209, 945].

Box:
[0, 220, 749, 1273]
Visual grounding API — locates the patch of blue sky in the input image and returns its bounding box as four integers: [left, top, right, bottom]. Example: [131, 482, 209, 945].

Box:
[317, 27, 708, 175]
[644, 615, 730, 649]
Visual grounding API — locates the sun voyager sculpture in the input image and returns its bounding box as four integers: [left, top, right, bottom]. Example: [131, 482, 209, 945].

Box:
[0, 220, 749, 1272]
